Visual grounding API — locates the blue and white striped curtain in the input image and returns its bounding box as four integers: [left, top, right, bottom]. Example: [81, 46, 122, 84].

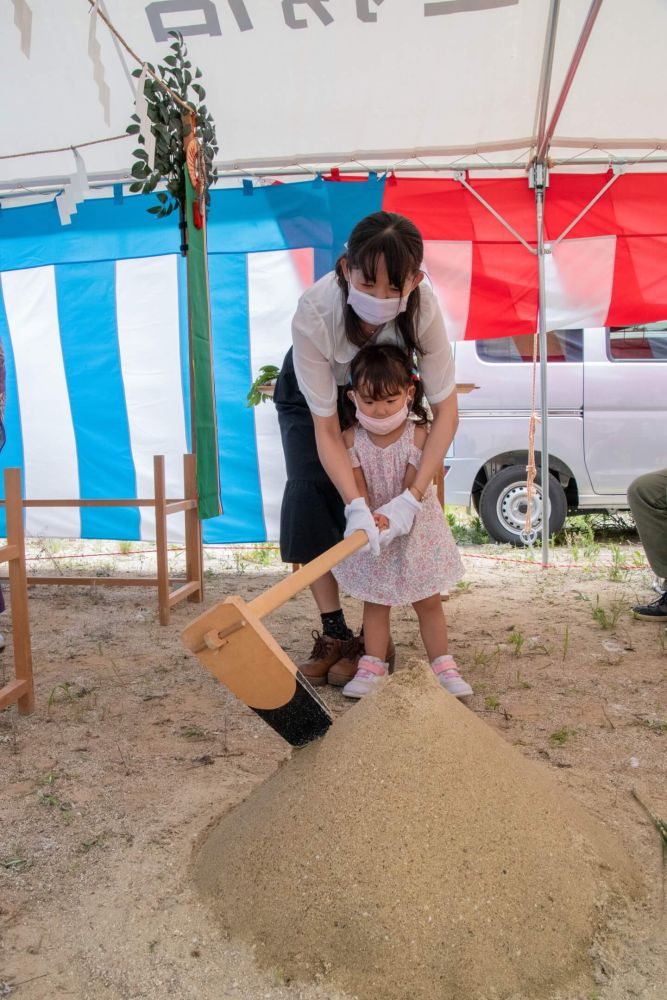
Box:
[0, 178, 384, 543]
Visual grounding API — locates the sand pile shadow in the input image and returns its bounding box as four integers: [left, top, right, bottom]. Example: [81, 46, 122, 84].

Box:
[194, 663, 642, 1000]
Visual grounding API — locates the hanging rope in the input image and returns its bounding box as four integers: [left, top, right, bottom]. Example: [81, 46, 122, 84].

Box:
[84, 0, 195, 115]
[520, 331, 541, 547]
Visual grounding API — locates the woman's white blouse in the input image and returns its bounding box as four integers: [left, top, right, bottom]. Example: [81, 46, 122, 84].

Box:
[291, 272, 456, 417]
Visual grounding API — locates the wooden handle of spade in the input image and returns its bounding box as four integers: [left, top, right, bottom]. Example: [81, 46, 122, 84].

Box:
[248, 530, 369, 621]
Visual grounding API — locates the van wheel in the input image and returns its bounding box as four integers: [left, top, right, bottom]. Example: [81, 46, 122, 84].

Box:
[479, 465, 567, 546]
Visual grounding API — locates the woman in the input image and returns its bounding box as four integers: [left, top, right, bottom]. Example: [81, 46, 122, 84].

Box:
[274, 211, 458, 686]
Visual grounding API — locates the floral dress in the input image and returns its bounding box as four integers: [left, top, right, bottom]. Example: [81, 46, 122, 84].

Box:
[333, 421, 464, 605]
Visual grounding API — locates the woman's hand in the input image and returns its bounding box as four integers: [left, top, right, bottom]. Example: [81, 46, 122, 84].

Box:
[344, 497, 380, 555]
[374, 489, 422, 548]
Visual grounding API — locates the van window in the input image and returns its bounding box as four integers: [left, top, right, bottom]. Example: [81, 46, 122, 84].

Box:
[475, 329, 584, 363]
[608, 323, 667, 361]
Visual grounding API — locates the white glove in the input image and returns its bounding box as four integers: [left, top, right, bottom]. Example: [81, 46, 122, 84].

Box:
[344, 497, 380, 556]
[375, 489, 422, 549]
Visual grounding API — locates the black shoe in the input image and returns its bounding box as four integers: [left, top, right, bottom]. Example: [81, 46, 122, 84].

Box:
[632, 591, 667, 621]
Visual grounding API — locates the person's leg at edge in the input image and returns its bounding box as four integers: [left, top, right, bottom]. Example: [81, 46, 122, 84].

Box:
[628, 470, 667, 619]
[342, 602, 391, 698]
[413, 594, 472, 699]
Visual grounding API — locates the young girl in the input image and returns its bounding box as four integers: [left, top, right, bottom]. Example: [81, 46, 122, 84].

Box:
[333, 343, 472, 700]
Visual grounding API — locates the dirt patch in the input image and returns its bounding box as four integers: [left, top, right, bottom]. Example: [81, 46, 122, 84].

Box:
[1, 540, 666, 999]
[195, 663, 642, 1000]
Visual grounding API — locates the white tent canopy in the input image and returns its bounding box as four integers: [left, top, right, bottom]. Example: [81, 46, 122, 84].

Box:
[2, 0, 667, 561]
[2, 0, 667, 194]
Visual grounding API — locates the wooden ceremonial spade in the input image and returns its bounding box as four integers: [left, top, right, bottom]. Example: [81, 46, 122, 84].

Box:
[181, 530, 368, 747]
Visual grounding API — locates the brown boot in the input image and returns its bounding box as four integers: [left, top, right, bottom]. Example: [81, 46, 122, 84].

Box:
[328, 635, 396, 686]
[297, 630, 342, 686]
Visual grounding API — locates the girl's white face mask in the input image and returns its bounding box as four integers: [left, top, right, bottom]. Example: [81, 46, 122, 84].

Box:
[347, 281, 408, 326]
[353, 397, 409, 436]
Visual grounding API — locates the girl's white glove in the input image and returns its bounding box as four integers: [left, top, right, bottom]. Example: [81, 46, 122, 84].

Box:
[375, 489, 421, 549]
[344, 497, 380, 556]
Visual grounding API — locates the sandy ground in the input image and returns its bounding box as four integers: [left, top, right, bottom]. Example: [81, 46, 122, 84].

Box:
[1, 535, 666, 1000]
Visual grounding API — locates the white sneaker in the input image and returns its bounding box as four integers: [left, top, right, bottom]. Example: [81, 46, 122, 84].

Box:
[431, 656, 473, 699]
[0, 634, 5, 652]
[342, 655, 388, 699]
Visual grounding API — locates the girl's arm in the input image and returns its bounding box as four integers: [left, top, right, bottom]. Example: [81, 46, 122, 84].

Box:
[401, 424, 428, 492]
[405, 391, 458, 502]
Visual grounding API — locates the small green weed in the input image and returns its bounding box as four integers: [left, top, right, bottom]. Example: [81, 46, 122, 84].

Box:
[118, 540, 133, 555]
[607, 545, 627, 583]
[178, 724, 210, 742]
[472, 647, 499, 668]
[38, 769, 61, 787]
[240, 546, 273, 568]
[446, 509, 490, 545]
[590, 595, 625, 631]
[507, 630, 525, 656]
[549, 726, 574, 746]
[38, 791, 73, 823]
[79, 833, 105, 853]
[455, 580, 472, 593]
[2, 853, 32, 873]
[562, 623, 570, 661]
[485, 695, 500, 711]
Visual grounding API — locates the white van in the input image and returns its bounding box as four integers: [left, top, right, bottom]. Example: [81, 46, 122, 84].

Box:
[445, 323, 667, 544]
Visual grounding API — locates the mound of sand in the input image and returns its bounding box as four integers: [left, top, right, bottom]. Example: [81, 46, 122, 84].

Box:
[194, 663, 642, 1000]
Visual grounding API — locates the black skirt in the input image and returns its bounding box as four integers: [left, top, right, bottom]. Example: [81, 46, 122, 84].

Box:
[274, 347, 346, 564]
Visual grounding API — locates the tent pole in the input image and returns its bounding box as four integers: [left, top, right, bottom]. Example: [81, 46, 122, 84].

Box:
[537, 0, 605, 161]
[533, 163, 550, 567]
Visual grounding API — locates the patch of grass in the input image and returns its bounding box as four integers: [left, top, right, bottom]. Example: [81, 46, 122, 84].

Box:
[38, 790, 73, 823]
[37, 769, 62, 787]
[485, 695, 500, 711]
[79, 833, 105, 853]
[47, 681, 92, 713]
[455, 580, 472, 593]
[634, 718, 667, 734]
[240, 545, 274, 567]
[608, 545, 628, 583]
[446, 509, 490, 545]
[178, 724, 210, 742]
[118, 540, 133, 555]
[549, 726, 574, 746]
[590, 595, 625, 631]
[507, 630, 525, 656]
[2, 853, 32, 873]
[472, 647, 499, 668]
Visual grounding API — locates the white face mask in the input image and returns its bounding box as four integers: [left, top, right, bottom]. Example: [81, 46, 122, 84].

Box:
[353, 398, 409, 436]
[347, 281, 409, 326]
